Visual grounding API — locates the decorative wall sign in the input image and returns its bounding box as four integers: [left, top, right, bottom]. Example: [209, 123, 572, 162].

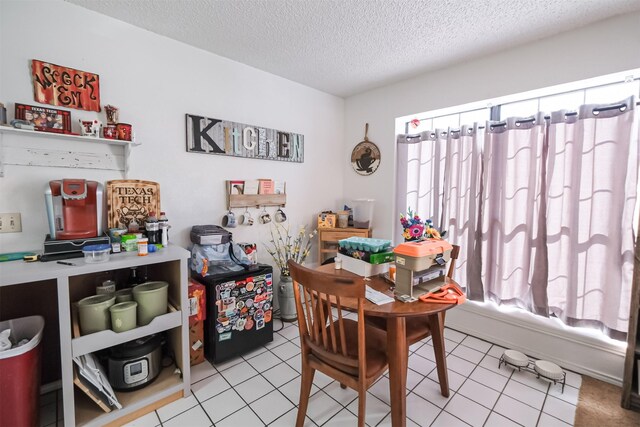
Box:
[14, 103, 71, 134]
[351, 123, 380, 176]
[106, 180, 161, 228]
[31, 59, 101, 112]
[186, 114, 304, 163]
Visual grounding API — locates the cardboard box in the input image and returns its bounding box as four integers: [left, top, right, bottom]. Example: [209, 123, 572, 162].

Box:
[318, 212, 337, 228]
[188, 280, 206, 326]
[189, 320, 205, 366]
[337, 253, 389, 277]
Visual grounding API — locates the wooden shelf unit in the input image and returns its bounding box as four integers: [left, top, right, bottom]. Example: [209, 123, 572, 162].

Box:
[0, 245, 191, 427]
[317, 227, 371, 265]
[622, 217, 640, 411]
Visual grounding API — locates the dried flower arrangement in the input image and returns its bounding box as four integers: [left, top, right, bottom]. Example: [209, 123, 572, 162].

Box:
[265, 224, 317, 276]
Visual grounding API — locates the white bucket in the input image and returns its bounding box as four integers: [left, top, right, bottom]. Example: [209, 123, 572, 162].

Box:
[351, 199, 375, 229]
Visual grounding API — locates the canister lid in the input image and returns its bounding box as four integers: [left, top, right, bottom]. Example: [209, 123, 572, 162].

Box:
[393, 239, 453, 257]
[82, 244, 111, 252]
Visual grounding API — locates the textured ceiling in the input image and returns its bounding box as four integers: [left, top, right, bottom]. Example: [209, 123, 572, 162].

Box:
[65, 0, 640, 97]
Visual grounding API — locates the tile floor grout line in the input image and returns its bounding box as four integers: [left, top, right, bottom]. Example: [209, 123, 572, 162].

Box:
[190, 387, 218, 427]
[439, 334, 494, 426]
[480, 361, 533, 427]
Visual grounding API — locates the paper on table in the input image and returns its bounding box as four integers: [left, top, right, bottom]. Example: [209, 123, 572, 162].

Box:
[365, 285, 395, 305]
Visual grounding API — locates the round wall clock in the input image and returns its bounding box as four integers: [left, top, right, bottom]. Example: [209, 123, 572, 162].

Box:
[351, 123, 380, 176]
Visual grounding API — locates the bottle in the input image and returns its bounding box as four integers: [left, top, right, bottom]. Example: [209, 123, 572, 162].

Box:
[126, 267, 140, 288]
[145, 211, 159, 244]
[159, 211, 169, 246]
[137, 237, 149, 256]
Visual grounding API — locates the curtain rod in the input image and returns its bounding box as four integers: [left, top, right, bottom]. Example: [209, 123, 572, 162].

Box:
[402, 100, 640, 135]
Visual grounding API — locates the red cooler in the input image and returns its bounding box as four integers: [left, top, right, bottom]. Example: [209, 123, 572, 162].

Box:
[0, 316, 45, 427]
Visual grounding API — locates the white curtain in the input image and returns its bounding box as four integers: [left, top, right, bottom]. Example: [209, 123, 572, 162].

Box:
[396, 96, 638, 339]
[545, 98, 638, 338]
[480, 113, 549, 314]
[440, 125, 484, 300]
[402, 130, 447, 226]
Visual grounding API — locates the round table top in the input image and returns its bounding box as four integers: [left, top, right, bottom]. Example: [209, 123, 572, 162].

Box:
[316, 264, 461, 319]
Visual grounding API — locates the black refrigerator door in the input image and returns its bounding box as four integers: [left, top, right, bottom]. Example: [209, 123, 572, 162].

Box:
[193, 265, 274, 364]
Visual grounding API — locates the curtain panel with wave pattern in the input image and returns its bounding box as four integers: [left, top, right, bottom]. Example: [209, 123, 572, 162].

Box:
[396, 96, 638, 339]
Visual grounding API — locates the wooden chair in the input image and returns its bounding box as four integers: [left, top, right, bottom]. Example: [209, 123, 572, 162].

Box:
[288, 259, 389, 427]
[367, 244, 460, 346]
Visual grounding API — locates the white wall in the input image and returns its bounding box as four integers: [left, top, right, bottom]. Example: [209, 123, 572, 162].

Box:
[342, 12, 640, 384]
[0, 0, 345, 280]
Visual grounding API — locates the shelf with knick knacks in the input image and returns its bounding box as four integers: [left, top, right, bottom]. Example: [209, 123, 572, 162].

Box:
[0, 103, 139, 177]
[226, 179, 286, 209]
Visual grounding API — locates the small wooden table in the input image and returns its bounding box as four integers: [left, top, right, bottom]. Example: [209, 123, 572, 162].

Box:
[317, 264, 459, 427]
[317, 227, 371, 264]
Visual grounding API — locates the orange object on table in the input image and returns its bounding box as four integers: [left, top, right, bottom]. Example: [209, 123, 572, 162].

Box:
[394, 239, 453, 257]
[418, 284, 466, 305]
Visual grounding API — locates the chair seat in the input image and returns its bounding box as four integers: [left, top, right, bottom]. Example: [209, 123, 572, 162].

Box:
[312, 318, 388, 378]
[366, 316, 431, 345]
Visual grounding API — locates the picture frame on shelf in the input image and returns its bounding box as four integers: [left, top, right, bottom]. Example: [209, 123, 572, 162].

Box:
[244, 180, 259, 195]
[15, 103, 71, 134]
[230, 180, 245, 195]
[258, 179, 274, 194]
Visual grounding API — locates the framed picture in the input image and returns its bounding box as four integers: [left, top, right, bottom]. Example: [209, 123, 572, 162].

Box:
[15, 103, 71, 134]
[230, 180, 245, 195]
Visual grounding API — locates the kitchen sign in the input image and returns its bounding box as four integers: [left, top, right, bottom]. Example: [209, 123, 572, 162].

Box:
[31, 60, 101, 112]
[186, 114, 304, 163]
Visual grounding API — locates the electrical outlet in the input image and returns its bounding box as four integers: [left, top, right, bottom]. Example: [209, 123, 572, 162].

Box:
[0, 213, 22, 233]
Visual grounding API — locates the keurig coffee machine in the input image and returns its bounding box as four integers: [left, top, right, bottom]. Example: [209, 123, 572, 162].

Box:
[45, 179, 104, 239]
[42, 179, 109, 261]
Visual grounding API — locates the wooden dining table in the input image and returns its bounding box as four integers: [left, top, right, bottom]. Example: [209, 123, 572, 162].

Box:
[317, 264, 461, 427]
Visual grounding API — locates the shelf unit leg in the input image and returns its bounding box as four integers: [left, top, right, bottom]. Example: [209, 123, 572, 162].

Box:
[57, 277, 76, 427]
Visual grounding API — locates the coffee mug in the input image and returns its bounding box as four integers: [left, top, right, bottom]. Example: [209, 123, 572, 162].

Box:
[222, 211, 237, 228]
[239, 209, 254, 226]
[116, 123, 132, 141]
[103, 124, 117, 139]
[259, 210, 272, 224]
[275, 208, 287, 223]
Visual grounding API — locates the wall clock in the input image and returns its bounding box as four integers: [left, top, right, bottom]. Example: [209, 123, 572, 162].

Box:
[351, 123, 380, 176]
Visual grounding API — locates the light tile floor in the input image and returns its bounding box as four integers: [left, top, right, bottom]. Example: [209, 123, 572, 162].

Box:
[40, 321, 582, 427]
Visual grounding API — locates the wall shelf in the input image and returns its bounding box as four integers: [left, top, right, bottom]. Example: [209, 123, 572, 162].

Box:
[225, 180, 286, 209]
[0, 125, 140, 177]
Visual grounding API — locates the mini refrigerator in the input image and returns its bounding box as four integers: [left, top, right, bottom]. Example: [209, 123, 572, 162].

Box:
[191, 265, 274, 364]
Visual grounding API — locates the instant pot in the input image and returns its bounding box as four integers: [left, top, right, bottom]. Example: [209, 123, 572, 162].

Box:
[107, 334, 162, 391]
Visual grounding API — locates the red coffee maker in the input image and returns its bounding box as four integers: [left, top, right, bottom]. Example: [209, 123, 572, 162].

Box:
[45, 179, 104, 240]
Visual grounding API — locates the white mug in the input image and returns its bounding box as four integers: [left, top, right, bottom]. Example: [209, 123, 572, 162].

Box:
[239, 210, 254, 226]
[222, 211, 237, 228]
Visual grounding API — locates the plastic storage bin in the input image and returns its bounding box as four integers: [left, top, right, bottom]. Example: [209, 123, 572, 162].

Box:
[0, 315, 45, 427]
[82, 243, 111, 263]
[351, 199, 375, 228]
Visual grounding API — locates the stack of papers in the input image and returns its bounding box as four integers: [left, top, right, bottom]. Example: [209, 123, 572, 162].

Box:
[365, 285, 395, 305]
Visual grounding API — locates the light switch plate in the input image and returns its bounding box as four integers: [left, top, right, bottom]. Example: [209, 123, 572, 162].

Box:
[0, 213, 22, 233]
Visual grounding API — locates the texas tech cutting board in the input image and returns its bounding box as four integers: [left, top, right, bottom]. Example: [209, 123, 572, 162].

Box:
[106, 180, 161, 228]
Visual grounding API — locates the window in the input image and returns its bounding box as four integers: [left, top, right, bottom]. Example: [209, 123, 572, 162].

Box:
[396, 70, 640, 339]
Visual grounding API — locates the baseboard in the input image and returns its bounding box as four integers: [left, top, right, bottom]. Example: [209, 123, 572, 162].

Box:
[446, 301, 627, 386]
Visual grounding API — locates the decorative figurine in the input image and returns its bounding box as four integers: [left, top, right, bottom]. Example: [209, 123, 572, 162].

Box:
[79, 119, 102, 137]
[104, 104, 119, 125]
